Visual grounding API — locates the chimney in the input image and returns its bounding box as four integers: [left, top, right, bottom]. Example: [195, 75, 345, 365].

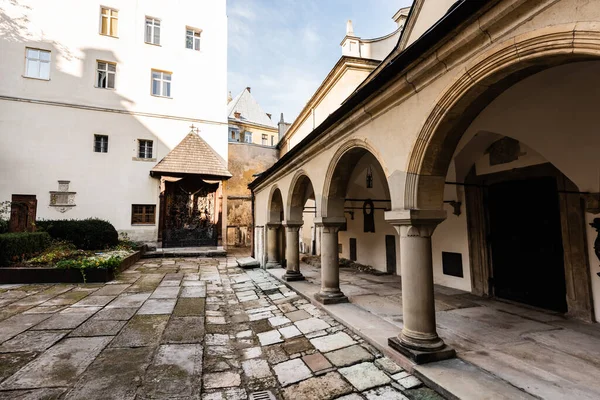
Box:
[346, 20, 354, 36]
[227, 91, 232, 104]
[246, 87, 251, 93]
[234, 111, 241, 119]
[266, 113, 272, 120]
[278, 113, 290, 141]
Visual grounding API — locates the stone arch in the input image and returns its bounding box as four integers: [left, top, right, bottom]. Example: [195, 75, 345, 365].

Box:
[404, 24, 600, 210]
[322, 139, 392, 218]
[267, 185, 284, 224]
[286, 170, 315, 222]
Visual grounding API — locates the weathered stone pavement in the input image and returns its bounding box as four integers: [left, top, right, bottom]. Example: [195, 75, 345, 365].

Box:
[0, 256, 445, 399]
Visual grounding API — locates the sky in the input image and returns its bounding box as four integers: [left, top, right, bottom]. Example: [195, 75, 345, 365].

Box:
[227, 0, 413, 123]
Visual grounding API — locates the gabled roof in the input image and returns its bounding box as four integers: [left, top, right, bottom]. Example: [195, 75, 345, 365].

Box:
[150, 132, 232, 179]
[227, 88, 277, 128]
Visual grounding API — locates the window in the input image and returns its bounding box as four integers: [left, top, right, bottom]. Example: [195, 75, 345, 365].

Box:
[186, 28, 201, 50]
[94, 135, 108, 153]
[24, 48, 50, 80]
[262, 134, 268, 146]
[96, 61, 116, 89]
[100, 7, 118, 37]
[131, 204, 156, 225]
[271, 136, 275, 146]
[138, 139, 153, 158]
[151, 70, 171, 97]
[244, 132, 252, 143]
[145, 17, 161, 45]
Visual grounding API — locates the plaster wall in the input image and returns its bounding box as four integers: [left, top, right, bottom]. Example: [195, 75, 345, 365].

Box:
[287, 67, 373, 152]
[359, 30, 402, 61]
[228, 122, 278, 148]
[404, 0, 457, 48]
[0, 0, 228, 242]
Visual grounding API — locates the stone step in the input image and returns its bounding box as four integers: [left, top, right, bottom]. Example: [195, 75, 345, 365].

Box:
[143, 248, 226, 258]
[414, 358, 536, 400]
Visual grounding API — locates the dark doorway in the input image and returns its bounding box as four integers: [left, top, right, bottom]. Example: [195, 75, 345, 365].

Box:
[385, 235, 396, 274]
[162, 177, 219, 248]
[487, 177, 567, 312]
[349, 238, 357, 261]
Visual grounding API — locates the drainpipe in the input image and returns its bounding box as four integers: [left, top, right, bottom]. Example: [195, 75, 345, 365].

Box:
[250, 188, 255, 258]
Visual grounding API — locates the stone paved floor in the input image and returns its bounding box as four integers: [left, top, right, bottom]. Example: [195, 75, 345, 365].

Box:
[0, 256, 445, 400]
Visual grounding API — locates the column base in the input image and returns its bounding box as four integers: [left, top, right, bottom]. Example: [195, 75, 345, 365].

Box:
[314, 291, 349, 305]
[388, 336, 456, 364]
[265, 262, 281, 269]
[283, 271, 305, 281]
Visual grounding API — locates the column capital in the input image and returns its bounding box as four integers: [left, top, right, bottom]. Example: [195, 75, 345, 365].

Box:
[283, 220, 304, 229]
[385, 209, 446, 238]
[266, 222, 281, 229]
[314, 217, 346, 227]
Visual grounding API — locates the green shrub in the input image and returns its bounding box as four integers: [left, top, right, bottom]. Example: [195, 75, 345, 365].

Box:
[36, 219, 118, 250]
[28, 240, 91, 265]
[0, 232, 51, 266]
[55, 255, 122, 271]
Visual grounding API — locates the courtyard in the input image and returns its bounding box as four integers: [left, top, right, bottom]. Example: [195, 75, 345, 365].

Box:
[0, 255, 442, 400]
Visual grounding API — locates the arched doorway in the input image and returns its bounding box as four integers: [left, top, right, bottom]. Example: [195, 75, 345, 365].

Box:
[265, 186, 285, 268]
[406, 36, 599, 321]
[283, 172, 316, 281]
[315, 141, 393, 304]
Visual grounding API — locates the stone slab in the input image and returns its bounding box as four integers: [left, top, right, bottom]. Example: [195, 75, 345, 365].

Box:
[137, 299, 177, 315]
[324, 344, 374, 367]
[0, 314, 51, 343]
[338, 362, 391, 391]
[203, 371, 241, 389]
[295, 317, 330, 334]
[69, 319, 126, 337]
[285, 309, 311, 322]
[150, 286, 180, 299]
[0, 388, 67, 399]
[161, 317, 205, 344]
[139, 344, 203, 398]
[106, 292, 151, 308]
[236, 257, 260, 269]
[302, 352, 332, 373]
[0, 330, 68, 353]
[0, 352, 38, 383]
[242, 359, 272, 379]
[0, 337, 112, 389]
[110, 315, 169, 348]
[93, 307, 138, 321]
[363, 386, 409, 400]
[173, 297, 205, 317]
[180, 286, 207, 298]
[63, 347, 154, 400]
[282, 372, 352, 400]
[273, 358, 312, 386]
[71, 296, 115, 308]
[91, 284, 131, 297]
[257, 330, 283, 346]
[309, 332, 356, 353]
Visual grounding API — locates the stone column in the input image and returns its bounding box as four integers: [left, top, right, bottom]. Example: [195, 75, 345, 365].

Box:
[314, 217, 348, 304]
[385, 210, 456, 364]
[265, 223, 281, 269]
[283, 221, 304, 281]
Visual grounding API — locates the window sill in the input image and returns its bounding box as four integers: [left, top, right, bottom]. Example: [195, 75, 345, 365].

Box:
[22, 75, 50, 81]
[94, 86, 116, 91]
[145, 42, 162, 47]
[99, 33, 119, 39]
[131, 223, 156, 226]
[150, 94, 172, 99]
[132, 157, 156, 162]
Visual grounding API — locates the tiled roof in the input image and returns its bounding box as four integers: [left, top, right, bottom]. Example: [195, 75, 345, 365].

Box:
[227, 88, 277, 128]
[151, 132, 232, 179]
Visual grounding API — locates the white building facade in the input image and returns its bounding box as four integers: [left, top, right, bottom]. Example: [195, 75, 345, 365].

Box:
[0, 0, 228, 243]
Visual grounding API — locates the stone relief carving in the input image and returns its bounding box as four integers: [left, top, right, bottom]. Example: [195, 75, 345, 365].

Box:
[49, 180, 76, 212]
[363, 199, 375, 233]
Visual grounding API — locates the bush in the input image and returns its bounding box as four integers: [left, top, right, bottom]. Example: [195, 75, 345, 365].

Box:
[0, 232, 51, 266]
[36, 219, 118, 250]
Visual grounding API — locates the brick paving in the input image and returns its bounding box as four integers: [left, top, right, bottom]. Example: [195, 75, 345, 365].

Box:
[0, 256, 445, 399]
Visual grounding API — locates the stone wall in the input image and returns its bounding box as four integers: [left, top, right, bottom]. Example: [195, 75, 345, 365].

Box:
[226, 142, 278, 247]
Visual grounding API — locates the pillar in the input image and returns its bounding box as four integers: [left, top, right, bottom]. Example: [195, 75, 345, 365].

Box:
[385, 210, 456, 364]
[283, 221, 304, 281]
[265, 223, 281, 269]
[314, 217, 348, 304]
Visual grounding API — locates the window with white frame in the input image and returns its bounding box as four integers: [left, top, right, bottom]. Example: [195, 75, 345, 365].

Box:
[262, 134, 268, 146]
[244, 132, 252, 143]
[94, 135, 108, 153]
[100, 7, 118, 37]
[96, 61, 116, 89]
[186, 28, 201, 51]
[151, 70, 171, 97]
[138, 139, 153, 158]
[145, 17, 161, 45]
[24, 48, 50, 80]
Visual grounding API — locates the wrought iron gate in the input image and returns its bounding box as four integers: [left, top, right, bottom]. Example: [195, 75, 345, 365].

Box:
[162, 178, 219, 248]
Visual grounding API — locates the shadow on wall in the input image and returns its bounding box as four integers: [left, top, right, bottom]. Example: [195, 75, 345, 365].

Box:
[0, 1, 169, 230]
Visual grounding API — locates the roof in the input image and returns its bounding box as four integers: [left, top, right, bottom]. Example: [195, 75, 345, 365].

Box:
[227, 88, 277, 128]
[151, 132, 232, 179]
[249, 0, 495, 190]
